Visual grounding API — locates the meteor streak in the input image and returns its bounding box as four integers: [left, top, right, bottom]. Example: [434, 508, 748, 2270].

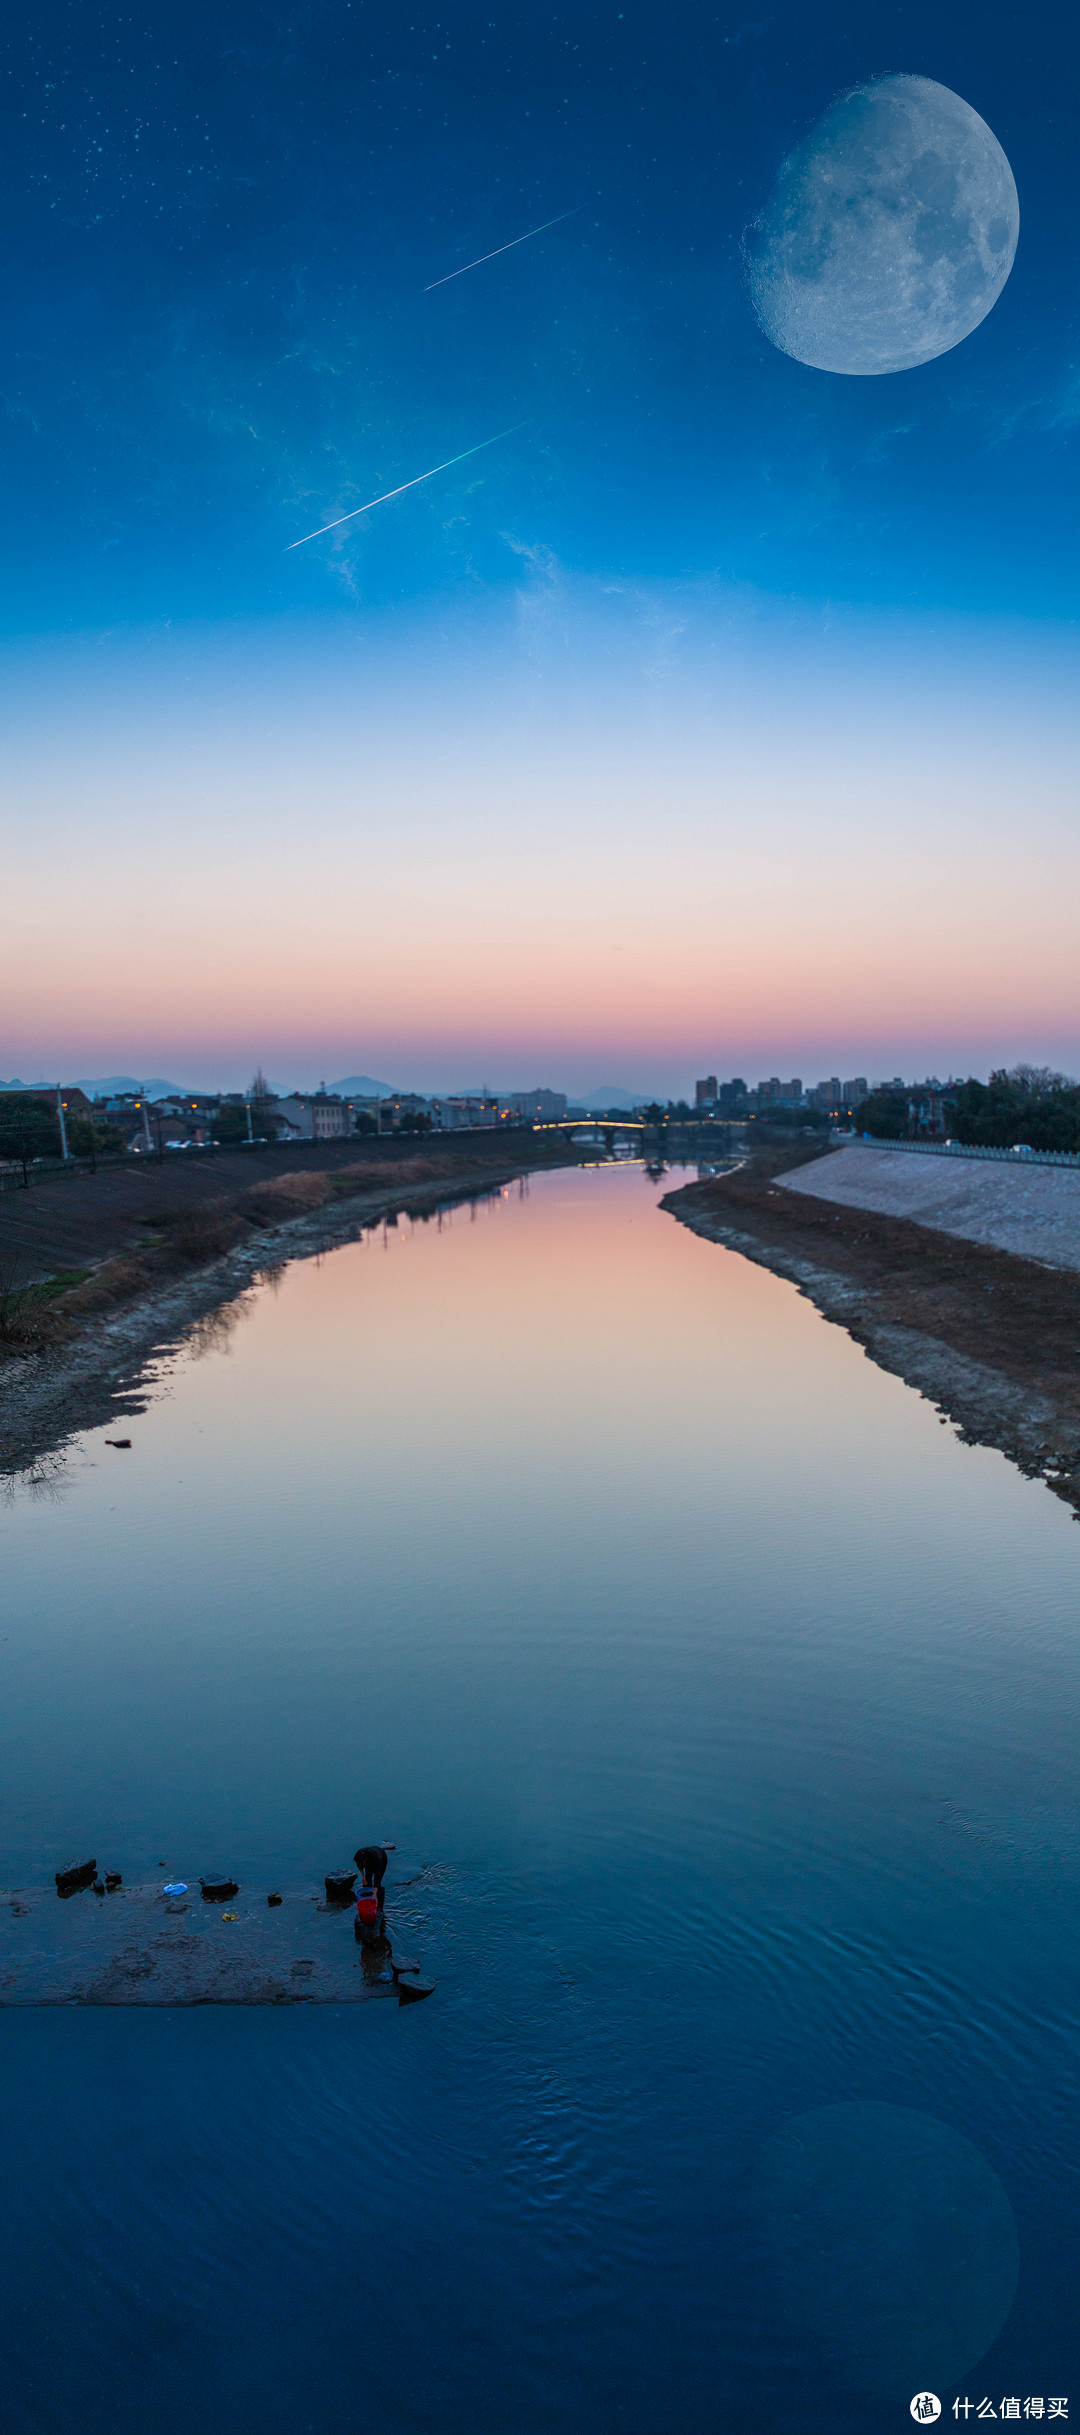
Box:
[285, 427, 521, 549]
[423, 208, 579, 291]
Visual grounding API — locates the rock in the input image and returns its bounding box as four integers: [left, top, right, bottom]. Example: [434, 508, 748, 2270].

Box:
[200, 1876, 240, 1903]
[390, 1956, 420, 1976]
[267, 1892, 283, 1907]
[55, 1859, 96, 1895]
[105, 1873, 122, 1890]
[324, 1870, 357, 1905]
[397, 1977, 434, 2005]
[93, 1880, 106, 1896]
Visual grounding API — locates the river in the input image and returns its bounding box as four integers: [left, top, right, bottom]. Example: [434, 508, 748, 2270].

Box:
[2, 1161, 1078, 2429]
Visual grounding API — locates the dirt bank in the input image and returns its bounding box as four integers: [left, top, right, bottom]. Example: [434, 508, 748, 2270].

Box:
[0, 1145, 575, 1480]
[662, 1147, 1080, 1518]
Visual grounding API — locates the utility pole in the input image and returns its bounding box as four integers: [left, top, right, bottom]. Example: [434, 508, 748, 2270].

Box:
[56, 1086, 69, 1161]
[141, 1089, 153, 1154]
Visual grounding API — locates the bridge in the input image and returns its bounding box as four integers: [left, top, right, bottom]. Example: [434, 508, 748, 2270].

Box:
[532, 1116, 746, 1137]
[532, 1117, 644, 1139]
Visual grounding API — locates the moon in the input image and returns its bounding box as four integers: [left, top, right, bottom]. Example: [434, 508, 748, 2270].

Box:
[745, 74, 1019, 375]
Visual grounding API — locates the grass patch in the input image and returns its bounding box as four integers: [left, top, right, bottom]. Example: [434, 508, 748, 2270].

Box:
[238, 1173, 333, 1223]
[0, 1266, 89, 1350]
[23, 1268, 89, 1303]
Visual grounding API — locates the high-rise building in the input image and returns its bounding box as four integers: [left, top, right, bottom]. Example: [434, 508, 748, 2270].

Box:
[695, 1076, 718, 1108]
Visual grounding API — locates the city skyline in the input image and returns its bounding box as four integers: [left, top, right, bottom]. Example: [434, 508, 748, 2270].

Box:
[0, 1058, 1027, 1105]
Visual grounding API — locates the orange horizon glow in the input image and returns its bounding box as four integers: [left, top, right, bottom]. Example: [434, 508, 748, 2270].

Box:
[6, 595, 1080, 1090]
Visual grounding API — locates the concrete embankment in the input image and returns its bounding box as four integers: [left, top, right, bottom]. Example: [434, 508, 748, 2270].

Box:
[778, 1142, 1080, 1271]
[663, 1148, 1080, 1518]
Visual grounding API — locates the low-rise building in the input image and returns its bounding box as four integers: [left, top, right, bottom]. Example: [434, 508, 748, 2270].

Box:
[509, 1088, 567, 1121]
[430, 1096, 500, 1131]
[907, 1085, 949, 1138]
[312, 1093, 349, 1140]
[378, 1093, 435, 1133]
[265, 1092, 350, 1141]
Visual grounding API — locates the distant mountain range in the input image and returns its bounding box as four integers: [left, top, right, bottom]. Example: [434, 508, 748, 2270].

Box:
[71, 1074, 395, 1101]
[575, 1085, 648, 1111]
[1, 1075, 187, 1098]
[2, 1072, 652, 1109]
[327, 1074, 393, 1097]
[79, 1075, 189, 1099]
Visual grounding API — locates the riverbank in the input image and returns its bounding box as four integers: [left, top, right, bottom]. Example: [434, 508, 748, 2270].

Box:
[662, 1147, 1080, 1516]
[0, 1128, 569, 1285]
[0, 1138, 578, 1478]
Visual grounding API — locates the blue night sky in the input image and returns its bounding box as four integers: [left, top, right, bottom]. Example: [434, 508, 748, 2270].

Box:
[3, 0, 1078, 1091]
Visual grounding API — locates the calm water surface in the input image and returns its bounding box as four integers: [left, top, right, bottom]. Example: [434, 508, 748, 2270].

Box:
[2, 1164, 1079, 2431]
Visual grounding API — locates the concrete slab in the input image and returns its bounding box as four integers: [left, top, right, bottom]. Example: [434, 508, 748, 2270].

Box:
[0, 1880, 434, 2006]
[779, 1145, 1080, 1272]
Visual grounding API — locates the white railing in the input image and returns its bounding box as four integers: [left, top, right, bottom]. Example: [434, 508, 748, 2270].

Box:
[852, 1136, 1080, 1172]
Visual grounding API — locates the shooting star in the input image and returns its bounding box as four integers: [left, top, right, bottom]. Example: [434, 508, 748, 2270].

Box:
[424, 208, 579, 291]
[285, 426, 522, 550]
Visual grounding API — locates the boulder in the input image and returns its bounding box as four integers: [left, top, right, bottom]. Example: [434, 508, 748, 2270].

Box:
[324, 1870, 357, 1905]
[397, 1977, 434, 2005]
[55, 1859, 96, 1896]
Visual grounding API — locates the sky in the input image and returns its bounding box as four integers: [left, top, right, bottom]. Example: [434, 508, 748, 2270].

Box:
[2, 0, 1078, 1095]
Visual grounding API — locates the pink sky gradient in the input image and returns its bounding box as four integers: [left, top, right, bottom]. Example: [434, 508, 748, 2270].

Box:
[6, 593, 1080, 1092]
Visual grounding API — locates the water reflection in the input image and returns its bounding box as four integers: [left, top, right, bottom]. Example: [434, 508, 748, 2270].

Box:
[0, 1446, 69, 1506]
[186, 1292, 254, 1361]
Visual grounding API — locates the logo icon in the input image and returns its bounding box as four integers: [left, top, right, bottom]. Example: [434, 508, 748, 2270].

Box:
[911, 2402, 941, 2425]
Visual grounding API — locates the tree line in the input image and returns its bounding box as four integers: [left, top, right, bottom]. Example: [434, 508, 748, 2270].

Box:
[855, 1067, 1080, 1152]
[0, 1093, 127, 1178]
